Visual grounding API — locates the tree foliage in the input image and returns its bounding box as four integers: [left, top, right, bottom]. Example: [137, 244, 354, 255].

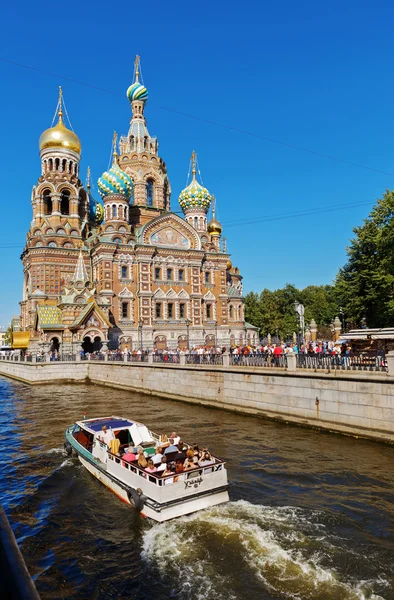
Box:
[334, 189, 394, 328]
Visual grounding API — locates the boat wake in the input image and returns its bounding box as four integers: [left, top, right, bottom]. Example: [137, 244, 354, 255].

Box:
[141, 501, 387, 600]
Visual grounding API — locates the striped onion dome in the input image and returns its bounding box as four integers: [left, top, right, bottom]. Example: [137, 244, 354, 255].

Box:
[97, 163, 133, 198]
[127, 81, 148, 104]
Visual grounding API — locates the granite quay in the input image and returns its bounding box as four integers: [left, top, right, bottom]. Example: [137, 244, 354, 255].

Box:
[1, 353, 394, 444]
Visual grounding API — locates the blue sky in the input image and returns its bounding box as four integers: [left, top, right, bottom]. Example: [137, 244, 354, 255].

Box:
[1, 0, 394, 326]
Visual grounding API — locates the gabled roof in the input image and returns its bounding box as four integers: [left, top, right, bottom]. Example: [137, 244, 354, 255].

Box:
[70, 301, 112, 329]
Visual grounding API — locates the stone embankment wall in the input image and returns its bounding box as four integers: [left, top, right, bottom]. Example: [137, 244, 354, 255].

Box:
[1, 360, 394, 444]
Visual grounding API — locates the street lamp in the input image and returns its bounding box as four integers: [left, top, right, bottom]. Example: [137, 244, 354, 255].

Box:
[293, 301, 305, 348]
[138, 318, 143, 351]
[339, 306, 345, 331]
[185, 318, 191, 349]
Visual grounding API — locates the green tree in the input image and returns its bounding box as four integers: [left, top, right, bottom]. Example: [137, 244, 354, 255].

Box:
[334, 189, 394, 328]
[3, 327, 11, 346]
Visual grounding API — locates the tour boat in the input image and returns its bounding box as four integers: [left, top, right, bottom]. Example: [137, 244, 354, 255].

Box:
[64, 416, 229, 522]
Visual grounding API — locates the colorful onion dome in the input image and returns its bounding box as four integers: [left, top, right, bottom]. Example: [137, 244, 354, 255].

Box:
[97, 163, 133, 198]
[207, 215, 222, 236]
[39, 112, 81, 154]
[226, 259, 232, 270]
[179, 179, 212, 212]
[127, 81, 148, 104]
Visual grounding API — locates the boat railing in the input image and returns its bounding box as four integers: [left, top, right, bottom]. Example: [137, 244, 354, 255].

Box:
[107, 451, 226, 486]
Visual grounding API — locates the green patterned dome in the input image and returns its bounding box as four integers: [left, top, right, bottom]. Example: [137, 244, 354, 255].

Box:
[179, 153, 213, 214]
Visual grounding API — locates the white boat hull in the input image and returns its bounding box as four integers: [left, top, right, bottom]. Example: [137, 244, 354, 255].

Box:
[79, 455, 229, 522]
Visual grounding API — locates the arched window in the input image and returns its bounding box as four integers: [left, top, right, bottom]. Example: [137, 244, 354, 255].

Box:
[55, 158, 60, 171]
[60, 189, 70, 215]
[146, 179, 154, 207]
[229, 305, 233, 319]
[121, 266, 127, 278]
[112, 205, 117, 218]
[194, 216, 198, 229]
[48, 159, 53, 171]
[43, 190, 52, 215]
[62, 159, 67, 172]
[113, 237, 122, 244]
[163, 180, 169, 210]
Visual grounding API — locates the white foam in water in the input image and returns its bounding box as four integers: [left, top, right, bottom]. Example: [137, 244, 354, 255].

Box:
[45, 447, 66, 456]
[141, 501, 386, 600]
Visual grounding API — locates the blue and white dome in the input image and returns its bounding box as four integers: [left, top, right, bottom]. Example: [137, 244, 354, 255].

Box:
[97, 163, 133, 198]
[127, 82, 148, 104]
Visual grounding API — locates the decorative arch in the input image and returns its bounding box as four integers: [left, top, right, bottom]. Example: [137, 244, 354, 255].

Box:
[139, 213, 201, 250]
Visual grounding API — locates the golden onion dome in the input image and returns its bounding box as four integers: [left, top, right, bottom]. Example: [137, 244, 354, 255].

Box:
[226, 259, 232, 270]
[39, 117, 81, 154]
[39, 88, 81, 154]
[207, 215, 222, 236]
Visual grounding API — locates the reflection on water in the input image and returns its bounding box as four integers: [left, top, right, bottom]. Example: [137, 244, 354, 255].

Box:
[0, 377, 393, 600]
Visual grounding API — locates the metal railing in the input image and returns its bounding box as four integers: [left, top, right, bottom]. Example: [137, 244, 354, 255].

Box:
[230, 354, 287, 368]
[185, 354, 223, 365]
[296, 352, 387, 372]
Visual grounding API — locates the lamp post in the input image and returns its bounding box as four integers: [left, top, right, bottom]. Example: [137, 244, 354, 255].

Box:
[214, 320, 218, 348]
[339, 306, 345, 331]
[293, 301, 304, 348]
[185, 318, 191, 349]
[138, 318, 143, 351]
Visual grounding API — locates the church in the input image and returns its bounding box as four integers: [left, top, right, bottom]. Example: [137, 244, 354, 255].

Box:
[14, 57, 255, 354]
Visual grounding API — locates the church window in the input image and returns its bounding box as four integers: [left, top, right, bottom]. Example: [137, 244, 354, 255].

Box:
[179, 303, 185, 318]
[56, 228, 65, 235]
[112, 205, 117, 218]
[48, 241, 57, 248]
[146, 180, 154, 207]
[121, 266, 127, 278]
[164, 180, 169, 210]
[229, 305, 233, 319]
[179, 269, 184, 281]
[122, 302, 129, 318]
[70, 230, 78, 236]
[206, 304, 212, 319]
[155, 267, 161, 280]
[48, 159, 53, 171]
[60, 189, 70, 215]
[167, 268, 173, 281]
[62, 159, 67, 172]
[205, 272, 210, 284]
[194, 217, 198, 229]
[43, 190, 52, 215]
[156, 303, 162, 318]
[168, 303, 174, 319]
[55, 158, 60, 171]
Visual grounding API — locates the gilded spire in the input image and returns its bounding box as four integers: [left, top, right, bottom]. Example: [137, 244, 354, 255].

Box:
[134, 54, 140, 83]
[87, 166, 91, 190]
[73, 248, 89, 283]
[112, 131, 118, 164]
[58, 86, 64, 122]
[211, 195, 216, 218]
[191, 150, 197, 180]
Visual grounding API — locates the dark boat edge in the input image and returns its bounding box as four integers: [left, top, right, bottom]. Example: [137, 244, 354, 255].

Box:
[0, 505, 41, 600]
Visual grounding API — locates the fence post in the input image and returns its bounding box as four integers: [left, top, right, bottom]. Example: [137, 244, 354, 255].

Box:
[148, 353, 153, 364]
[123, 353, 128, 363]
[179, 352, 186, 366]
[104, 353, 108, 362]
[286, 353, 297, 372]
[222, 351, 230, 367]
[32, 355, 36, 363]
[386, 350, 394, 375]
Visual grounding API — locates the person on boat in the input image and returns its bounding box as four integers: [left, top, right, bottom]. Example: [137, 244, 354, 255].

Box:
[199, 452, 214, 467]
[145, 459, 157, 473]
[162, 463, 175, 484]
[183, 456, 195, 470]
[122, 448, 137, 464]
[152, 447, 164, 466]
[164, 441, 178, 456]
[136, 448, 148, 469]
[98, 425, 114, 446]
[171, 432, 180, 445]
[192, 444, 201, 463]
[156, 457, 167, 472]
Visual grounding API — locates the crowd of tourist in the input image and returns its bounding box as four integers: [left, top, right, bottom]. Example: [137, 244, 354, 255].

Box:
[99, 427, 215, 484]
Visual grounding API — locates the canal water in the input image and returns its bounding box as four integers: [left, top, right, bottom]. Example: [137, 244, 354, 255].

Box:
[1, 376, 393, 600]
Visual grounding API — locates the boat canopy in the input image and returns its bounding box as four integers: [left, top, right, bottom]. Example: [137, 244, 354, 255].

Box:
[82, 417, 134, 432]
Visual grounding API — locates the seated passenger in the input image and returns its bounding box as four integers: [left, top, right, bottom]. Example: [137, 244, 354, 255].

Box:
[177, 439, 186, 452]
[122, 448, 137, 463]
[199, 452, 214, 467]
[171, 432, 180, 445]
[192, 444, 200, 464]
[164, 442, 178, 455]
[183, 456, 195, 470]
[175, 462, 184, 474]
[185, 448, 194, 460]
[152, 448, 164, 466]
[137, 448, 148, 469]
[145, 459, 157, 473]
[162, 463, 175, 484]
[156, 457, 167, 472]
[160, 434, 168, 444]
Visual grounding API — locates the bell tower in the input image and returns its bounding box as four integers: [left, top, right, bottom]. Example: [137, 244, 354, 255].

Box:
[119, 55, 171, 227]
